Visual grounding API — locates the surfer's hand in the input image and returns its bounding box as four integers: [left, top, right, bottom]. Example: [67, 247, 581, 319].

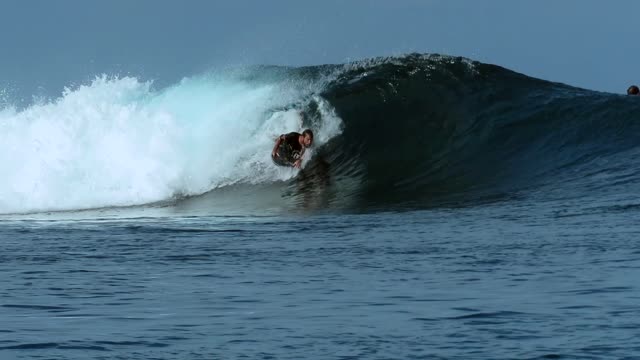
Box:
[272, 151, 278, 158]
[293, 159, 302, 168]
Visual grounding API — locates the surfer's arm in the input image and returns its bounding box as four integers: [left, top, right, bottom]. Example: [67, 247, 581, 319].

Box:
[292, 148, 305, 168]
[272, 135, 284, 157]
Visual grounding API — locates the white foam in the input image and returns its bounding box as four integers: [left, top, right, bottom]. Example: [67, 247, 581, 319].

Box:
[0, 73, 342, 214]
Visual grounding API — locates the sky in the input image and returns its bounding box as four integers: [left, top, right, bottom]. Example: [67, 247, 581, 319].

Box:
[1, 0, 638, 101]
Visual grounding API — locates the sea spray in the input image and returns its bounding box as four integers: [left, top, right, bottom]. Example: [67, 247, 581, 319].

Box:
[0, 73, 343, 214]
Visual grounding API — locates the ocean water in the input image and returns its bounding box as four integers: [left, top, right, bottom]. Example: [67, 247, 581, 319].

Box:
[2, 54, 640, 359]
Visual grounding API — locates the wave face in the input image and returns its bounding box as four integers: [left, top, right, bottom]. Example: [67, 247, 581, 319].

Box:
[3, 53, 640, 214]
[315, 54, 640, 208]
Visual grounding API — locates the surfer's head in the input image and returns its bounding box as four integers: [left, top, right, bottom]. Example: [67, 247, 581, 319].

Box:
[628, 85, 639, 96]
[301, 129, 314, 148]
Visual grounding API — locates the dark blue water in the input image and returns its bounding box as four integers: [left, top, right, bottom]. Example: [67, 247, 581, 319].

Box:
[2, 192, 640, 359]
